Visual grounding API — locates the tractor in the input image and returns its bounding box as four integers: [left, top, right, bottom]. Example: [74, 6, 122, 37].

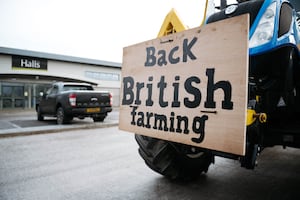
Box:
[130, 0, 300, 181]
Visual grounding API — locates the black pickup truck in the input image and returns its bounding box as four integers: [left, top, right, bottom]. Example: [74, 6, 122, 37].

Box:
[36, 82, 112, 124]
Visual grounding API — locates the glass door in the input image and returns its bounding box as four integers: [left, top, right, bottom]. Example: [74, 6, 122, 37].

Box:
[1, 85, 25, 109]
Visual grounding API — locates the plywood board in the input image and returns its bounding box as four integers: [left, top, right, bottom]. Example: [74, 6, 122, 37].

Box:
[120, 14, 249, 156]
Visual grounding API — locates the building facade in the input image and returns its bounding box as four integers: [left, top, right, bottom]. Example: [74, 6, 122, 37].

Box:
[0, 47, 122, 110]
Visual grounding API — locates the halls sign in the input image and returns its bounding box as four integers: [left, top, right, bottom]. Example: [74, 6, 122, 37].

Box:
[12, 56, 47, 70]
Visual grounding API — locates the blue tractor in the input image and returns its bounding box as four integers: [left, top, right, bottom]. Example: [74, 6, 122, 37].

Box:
[206, 0, 300, 169]
[135, 0, 300, 180]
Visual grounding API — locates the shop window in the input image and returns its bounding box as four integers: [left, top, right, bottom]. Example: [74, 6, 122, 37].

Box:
[14, 86, 24, 97]
[2, 86, 12, 97]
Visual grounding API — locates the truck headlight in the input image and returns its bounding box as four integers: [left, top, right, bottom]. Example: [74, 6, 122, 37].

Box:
[249, 2, 277, 48]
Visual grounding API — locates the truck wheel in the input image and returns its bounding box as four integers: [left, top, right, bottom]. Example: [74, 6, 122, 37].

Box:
[56, 107, 70, 125]
[135, 134, 214, 181]
[37, 106, 44, 121]
[93, 115, 105, 122]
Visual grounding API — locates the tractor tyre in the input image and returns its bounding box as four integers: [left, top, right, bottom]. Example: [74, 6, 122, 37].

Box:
[282, 47, 297, 108]
[135, 134, 214, 181]
[285, 49, 299, 107]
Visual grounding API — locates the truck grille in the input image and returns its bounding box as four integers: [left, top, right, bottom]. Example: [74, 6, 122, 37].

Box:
[206, 0, 264, 27]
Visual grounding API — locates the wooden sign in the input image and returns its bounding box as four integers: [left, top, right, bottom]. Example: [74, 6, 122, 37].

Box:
[120, 14, 249, 156]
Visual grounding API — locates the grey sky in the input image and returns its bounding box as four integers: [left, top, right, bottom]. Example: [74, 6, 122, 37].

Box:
[0, 0, 206, 62]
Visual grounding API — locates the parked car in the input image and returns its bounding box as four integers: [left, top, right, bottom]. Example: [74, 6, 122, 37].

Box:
[36, 82, 112, 124]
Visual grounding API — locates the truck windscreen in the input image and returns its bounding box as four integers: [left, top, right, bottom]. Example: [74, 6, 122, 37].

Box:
[63, 85, 93, 91]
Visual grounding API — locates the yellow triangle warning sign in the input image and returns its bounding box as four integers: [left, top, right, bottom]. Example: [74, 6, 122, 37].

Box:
[157, 8, 187, 37]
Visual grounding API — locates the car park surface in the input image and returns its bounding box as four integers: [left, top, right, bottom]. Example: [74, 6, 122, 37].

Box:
[0, 126, 300, 200]
[0, 108, 118, 138]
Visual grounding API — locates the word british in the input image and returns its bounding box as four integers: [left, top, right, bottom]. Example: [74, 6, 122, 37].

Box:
[122, 68, 233, 110]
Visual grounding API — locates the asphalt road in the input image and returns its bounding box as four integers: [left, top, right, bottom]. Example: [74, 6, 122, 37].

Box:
[1, 126, 300, 200]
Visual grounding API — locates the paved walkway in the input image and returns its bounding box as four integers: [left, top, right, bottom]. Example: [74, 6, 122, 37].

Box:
[0, 108, 119, 138]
